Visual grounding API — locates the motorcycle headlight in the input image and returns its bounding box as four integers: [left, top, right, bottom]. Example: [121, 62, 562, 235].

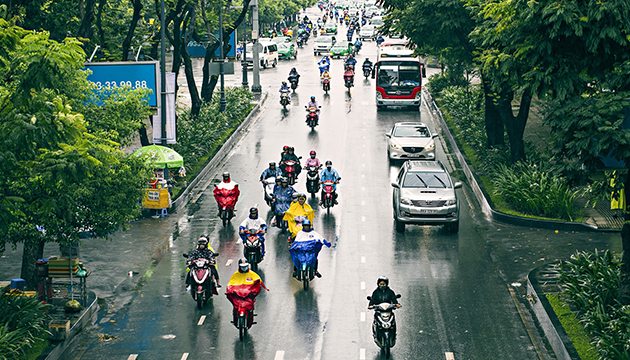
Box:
[425, 142, 435, 150]
[446, 198, 457, 206]
[400, 197, 412, 205]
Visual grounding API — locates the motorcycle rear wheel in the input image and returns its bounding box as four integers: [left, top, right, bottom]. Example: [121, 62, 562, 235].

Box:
[222, 211, 228, 227]
[238, 316, 245, 341]
[302, 273, 309, 290]
[197, 294, 203, 309]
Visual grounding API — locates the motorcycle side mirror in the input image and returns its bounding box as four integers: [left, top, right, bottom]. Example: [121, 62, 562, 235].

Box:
[385, 133, 391, 138]
[391, 182, 400, 189]
[454, 182, 463, 189]
[396, 294, 402, 299]
[214, 252, 220, 257]
[182, 253, 188, 258]
[298, 156, 303, 159]
[305, 105, 308, 108]
[367, 296, 372, 301]
[318, 106, 322, 108]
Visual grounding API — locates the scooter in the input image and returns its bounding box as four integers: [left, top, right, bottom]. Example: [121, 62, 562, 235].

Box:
[305, 105, 321, 131]
[242, 229, 264, 272]
[344, 72, 354, 89]
[367, 295, 402, 359]
[282, 160, 299, 185]
[183, 254, 219, 310]
[280, 90, 290, 109]
[363, 63, 372, 78]
[321, 179, 339, 214]
[322, 77, 330, 93]
[306, 165, 321, 198]
[263, 177, 276, 209]
[218, 201, 236, 227]
[295, 262, 315, 290]
[289, 76, 299, 90]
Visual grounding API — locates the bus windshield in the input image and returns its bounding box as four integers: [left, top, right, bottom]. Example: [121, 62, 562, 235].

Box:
[377, 63, 421, 88]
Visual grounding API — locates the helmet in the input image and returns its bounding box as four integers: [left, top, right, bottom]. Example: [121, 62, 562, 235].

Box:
[238, 259, 250, 273]
[288, 146, 294, 152]
[197, 237, 209, 248]
[311, 96, 316, 102]
[269, 162, 276, 167]
[365, 58, 369, 61]
[222, 171, 230, 180]
[282, 81, 287, 86]
[281, 177, 288, 184]
[325, 160, 332, 167]
[249, 207, 258, 218]
[377, 276, 389, 286]
[298, 193, 307, 201]
[292, 67, 296, 72]
[310, 150, 316, 158]
[302, 219, 312, 231]
[283, 145, 289, 151]
[292, 192, 299, 200]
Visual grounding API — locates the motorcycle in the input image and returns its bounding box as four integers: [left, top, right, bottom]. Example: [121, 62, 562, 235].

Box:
[242, 229, 264, 272]
[280, 90, 290, 109]
[344, 71, 354, 89]
[273, 195, 291, 233]
[322, 77, 330, 93]
[297, 37, 304, 48]
[354, 40, 362, 52]
[305, 105, 321, 131]
[321, 179, 339, 214]
[367, 295, 402, 359]
[282, 160, 299, 185]
[263, 177, 276, 209]
[306, 165, 321, 198]
[183, 253, 219, 309]
[363, 63, 372, 78]
[215, 191, 238, 227]
[289, 76, 299, 90]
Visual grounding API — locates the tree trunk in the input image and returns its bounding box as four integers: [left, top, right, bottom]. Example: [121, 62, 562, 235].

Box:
[96, 0, 107, 50]
[139, 123, 151, 146]
[180, 3, 202, 116]
[481, 77, 504, 148]
[121, 0, 143, 61]
[496, 88, 532, 163]
[618, 168, 630, 305]
[21, 240, 45, 291]
[77, 0, 97, 39]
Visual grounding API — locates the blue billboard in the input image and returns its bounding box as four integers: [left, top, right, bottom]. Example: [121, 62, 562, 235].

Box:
[85, 61, 159, 107]
[187, 31, 237, 58]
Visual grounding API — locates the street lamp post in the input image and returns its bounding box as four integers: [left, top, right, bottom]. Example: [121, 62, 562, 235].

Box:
[251, 0, 262, 93]
[218, 0, 227, 112]
[160, 0, 167, 145]
[241, 9, 249, 89]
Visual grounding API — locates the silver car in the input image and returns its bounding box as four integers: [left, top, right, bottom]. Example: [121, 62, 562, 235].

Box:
[391, 161, 462, 233]
[314, 36, 335, 56]
[386, 122, 438, 162]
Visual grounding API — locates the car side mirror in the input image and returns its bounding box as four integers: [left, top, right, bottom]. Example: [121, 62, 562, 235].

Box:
[367, 296, 372, 301]
[385, 133, 391, 138]
[391, 182, 400, 189]
[454, 182, 462, 189]
[432, 134, 438, 138]
[396, 294, 401, 298]
[422, 67, 427, 78]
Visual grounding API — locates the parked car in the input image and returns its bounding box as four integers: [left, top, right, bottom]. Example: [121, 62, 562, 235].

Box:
[314, 35, 335, 55]
[277, 42, 298, 60]
[359, 25, 377, 41]
[330, 40, 353, 58]
[386, 122, 438, 162]
[391, 161, 462, 233]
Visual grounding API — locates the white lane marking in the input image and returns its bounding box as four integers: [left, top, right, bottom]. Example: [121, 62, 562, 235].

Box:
[361, 281, 366, 290]
[361, 201, 365, 205]
[361, 234, 366, 241]
[128, 356, 138, 360]
[360, 348, 366, 360]
[362, 163, 366, 167]
[225, 259, 233, 267]
[445, 352, 455, 360]
[361, 256, 366, 263]
[361, 187, 365, 191]
[361, 216, 366, 222]
[197, 315, 206, 326]
[361, 174, 365, 178]
[181, 353, 189, 360]
[360, 312, 366, 322]
[274, 350, 285, 360]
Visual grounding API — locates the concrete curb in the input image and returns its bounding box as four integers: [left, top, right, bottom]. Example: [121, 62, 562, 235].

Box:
[527, 267, 580, 360]
[45, 291, 99, 360]
[170, 92, 269, 213]
[422, 90, 620, 233]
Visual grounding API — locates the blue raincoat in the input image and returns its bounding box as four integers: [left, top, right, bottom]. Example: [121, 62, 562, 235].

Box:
[289, 230, 331, 268]
[273, 185, 296, 215]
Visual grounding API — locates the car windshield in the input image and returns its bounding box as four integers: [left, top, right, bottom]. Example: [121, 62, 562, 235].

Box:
[277, 43, 289, 50]
[316, 37, 333, 44]
[377, 64, 421, 87]
[403, 172, 452, 188]
[393, 126, 430, 137]
[362, 26, 375, 32]
[335, 41, 349, 48]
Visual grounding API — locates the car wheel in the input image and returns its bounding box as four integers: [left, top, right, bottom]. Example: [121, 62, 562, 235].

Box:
[395, 218, 405, 233]
[272, 59, 277, 67]
[377, 105, 384, 111]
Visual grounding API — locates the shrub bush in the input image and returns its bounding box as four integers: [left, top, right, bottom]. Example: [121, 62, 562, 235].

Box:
[0, 289, 49, 360]
[426, 71, 469, 98]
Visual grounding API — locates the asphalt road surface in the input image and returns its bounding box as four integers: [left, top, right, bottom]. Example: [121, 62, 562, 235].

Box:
[42, 7, 620, 360]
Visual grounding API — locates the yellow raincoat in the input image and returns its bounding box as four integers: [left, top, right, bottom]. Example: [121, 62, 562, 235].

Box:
[283, 202, 315, 237]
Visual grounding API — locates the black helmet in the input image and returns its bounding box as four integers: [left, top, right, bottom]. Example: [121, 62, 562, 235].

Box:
[281, 177, 288, 184]
[288, 146, 294, 152]
[269, 161, 276, 167]
[222, 171, 230, 180]
[292, 67, 296, 71]
[249, 207, 258, 218]
[238, 259, 250, 273]
[325, 160, 332, 167]
[377, 276, 389, 286]
[282, 81, 287, 86]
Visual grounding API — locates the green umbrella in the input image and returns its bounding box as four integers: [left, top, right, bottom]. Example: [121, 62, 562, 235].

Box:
[132, 145, 184, 168]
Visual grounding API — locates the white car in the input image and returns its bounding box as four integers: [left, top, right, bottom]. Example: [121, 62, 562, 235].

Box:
[359, 25, 377, 41]
[313, 36, 335, 56]
[386, 122, 438, 162]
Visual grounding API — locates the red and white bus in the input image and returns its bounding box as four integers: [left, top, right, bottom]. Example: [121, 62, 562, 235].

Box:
[374, 45, 426, 110]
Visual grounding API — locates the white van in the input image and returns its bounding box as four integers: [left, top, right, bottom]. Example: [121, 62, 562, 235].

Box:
[245, 40, 278, 69]
[370, 16, 384, 27]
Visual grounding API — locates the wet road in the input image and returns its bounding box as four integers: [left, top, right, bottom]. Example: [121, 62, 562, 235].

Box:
[0, 6, 620, 360]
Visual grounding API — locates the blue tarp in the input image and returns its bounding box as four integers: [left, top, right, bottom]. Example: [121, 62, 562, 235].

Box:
[289, 237, 331, 268]
[274, 186, 295, 215]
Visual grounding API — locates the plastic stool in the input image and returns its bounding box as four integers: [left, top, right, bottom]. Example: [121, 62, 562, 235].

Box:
[158, 208, 168, 217]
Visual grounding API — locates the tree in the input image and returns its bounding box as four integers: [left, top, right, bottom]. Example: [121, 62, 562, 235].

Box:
[0, 22, 151, 289]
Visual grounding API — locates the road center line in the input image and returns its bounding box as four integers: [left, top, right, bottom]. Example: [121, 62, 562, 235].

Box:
[361, 216, 366, 222]
[360, 312, 366, 322]
[197, 315, 206, 326]
[181, 353, 189, 360]
[127, 355, 138, 360]
[361, 201, 365, 205]
[360, 281, 366, 290]
[361, 256, 366, 263]
[361, 187, 365, 191]
[359, 348, 366, 360]
[445, 352, 455, 360]
[274, 350, 285, 360]
[361, 234, 366, 241]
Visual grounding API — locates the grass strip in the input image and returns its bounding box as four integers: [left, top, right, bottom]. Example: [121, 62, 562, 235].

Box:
[546, 294, 599, 360]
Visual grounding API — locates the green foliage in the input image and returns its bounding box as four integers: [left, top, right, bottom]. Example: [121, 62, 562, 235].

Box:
[440, 85, 488, 158]
[557, 250, 630, 359]
[426, 72, 469, 98]
[173, 87, 252, 172]
[492, 162, 578, 221]
[546, 293, 599, 360]
[0, 288, 50, 360]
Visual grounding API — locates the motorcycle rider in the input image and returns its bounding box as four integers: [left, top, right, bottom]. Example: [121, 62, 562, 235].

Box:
[288, 67, 301, 86]
[272, 177, 296, 227]
[305, 150, 321, 168]
[306, 96, 320, 122]
[318, 55, 331, 74]
[214, 171, 240, 216]
[368, 276, 402, 341]
[345, 54, 358, 70]
[321, 69, 332, 82]
[320, 160, 341, 205]
[225, 259, 269, 328]
[186, 236, 221, 289]
[346, 27, 354, 41]
[289, 219, 330, 278]
[239, 207, 267, 257]
[285, 193, 315, 239]
[279, 81, 290, 93]
[260, 162, 283, 183]
[280, 145, 290, 161]
[344, 65, 355, 87]
[376, 35, 384, 46]
[281, 146, 302, 178]
[363, 58, 373, 70]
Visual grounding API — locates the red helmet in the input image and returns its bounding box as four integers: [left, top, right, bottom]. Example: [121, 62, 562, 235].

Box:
[310, 150, 316, 156]
[283, 145, 289, 151]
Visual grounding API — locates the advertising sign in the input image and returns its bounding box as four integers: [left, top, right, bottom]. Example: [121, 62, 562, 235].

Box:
[187, 31, 237, 58]
[85, 61, 159, 107]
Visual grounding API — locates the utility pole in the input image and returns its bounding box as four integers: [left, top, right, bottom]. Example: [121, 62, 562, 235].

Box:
[160, 0, 167, 145]
[218, 0, 227, 112]
[251, 0, 262, 93]
[241, 8, 249, 90]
